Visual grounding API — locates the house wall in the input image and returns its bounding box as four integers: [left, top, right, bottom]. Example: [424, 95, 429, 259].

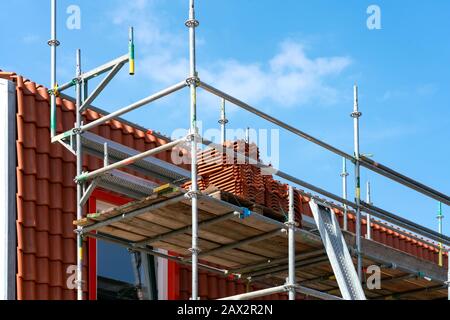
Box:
[0, 79, 17, 300]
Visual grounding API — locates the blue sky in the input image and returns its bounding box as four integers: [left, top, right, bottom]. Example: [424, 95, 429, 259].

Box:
[1, 0, 449, 236]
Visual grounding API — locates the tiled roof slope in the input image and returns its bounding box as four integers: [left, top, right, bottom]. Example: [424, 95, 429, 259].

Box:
[0, 71, 187, 300]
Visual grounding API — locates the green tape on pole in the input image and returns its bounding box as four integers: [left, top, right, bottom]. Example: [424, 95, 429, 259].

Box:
[129, 43, 135, 75]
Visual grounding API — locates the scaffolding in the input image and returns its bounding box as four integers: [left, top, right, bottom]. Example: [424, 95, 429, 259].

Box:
[48, 0, 450, 300]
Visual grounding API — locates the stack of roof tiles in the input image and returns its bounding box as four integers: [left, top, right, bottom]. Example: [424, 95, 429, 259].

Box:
[186, 141, 304, 225]
[191, 141, 265, 205]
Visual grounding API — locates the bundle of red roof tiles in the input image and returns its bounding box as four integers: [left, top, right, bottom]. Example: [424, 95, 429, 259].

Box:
[194, 141, 265, 205]
[186, 141, 307, 225]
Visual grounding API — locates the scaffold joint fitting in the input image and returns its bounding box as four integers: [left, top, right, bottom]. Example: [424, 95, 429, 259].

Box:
[47, 39, 60, 47]
[185, 19, 200, 28]
[185, 190, 201, 200]
[188, 247, 201, 255]
[351, 111, 362, 118]
[186, 76, 200, 86]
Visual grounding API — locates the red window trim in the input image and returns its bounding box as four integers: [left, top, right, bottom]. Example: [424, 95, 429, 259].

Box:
[87, 189, 133, 300]
[167, 253, 180, 300]
[87, 188, 181, 300]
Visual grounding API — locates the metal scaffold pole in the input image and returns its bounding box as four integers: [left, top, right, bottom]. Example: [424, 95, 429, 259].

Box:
[366, 181, 372, 240]
[75, 49, 84, 300]
[287, 186, 296, 300]
[49, 0, 59, 138]
[438, 202, 444, 267]
[438, 202, 449, 300]
[186, 0, 200, 300]
[352, 84, 363, 281]
[341, 158, 349, 231]
[219, 98, 228, 144]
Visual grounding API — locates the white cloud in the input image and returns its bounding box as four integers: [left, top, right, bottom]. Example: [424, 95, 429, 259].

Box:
[109, 0, 352, 110]
[200, 41, 351, 107]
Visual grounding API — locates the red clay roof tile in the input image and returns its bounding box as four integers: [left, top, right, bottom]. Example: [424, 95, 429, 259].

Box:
[36, 258, 50, 284]
[36, 231, 50, 258]
[17, 198, 36, 228]
[1, 71, 184, 300]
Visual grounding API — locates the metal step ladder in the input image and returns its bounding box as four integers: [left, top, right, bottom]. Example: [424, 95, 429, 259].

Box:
[309, 200, 366, 300]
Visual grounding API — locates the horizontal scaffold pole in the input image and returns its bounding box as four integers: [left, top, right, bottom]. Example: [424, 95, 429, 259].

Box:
[80, 80, 187, 133]
[218, 285, 290, 300]
[198, 81, 450, 206]
[76, 136, 187, 183]
[200, 138, 450, 247]
[218, 284, 343, 301]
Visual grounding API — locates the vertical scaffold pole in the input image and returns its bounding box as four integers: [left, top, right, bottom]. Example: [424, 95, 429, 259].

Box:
[288, 186, 296, 300]
[351, 84, 363, 282]
[75, 49, 84, 300]
[245, 127, 250, 144]
[341, 158, 349, 231]
[129, 27, 135, 76]
[186, 0, 200, 300]
[49, 0, 59, 138]
[219, 99, 228, 144]
[437, 202, 444, 267]
[436, 203, 449, 300]
[366, 181, 372, 240]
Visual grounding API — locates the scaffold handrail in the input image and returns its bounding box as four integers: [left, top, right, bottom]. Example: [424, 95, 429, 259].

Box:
[198, 81, 450, 207]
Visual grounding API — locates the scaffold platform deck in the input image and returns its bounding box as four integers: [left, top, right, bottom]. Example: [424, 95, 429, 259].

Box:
[75, 187, 449, 300]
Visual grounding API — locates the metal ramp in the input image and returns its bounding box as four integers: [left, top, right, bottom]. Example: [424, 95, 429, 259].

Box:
[309, 200, 366, 300]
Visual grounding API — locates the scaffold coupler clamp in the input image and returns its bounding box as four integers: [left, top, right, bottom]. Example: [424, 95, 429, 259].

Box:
[340, 171, 349, 178]
[285, 220, 299, 228]
[48, 83, 60, 97]
[185, 188, 201, 200]
[75, 172, 88, 185]
[47, 38, 60, 47]
[73, 127, 83, 135]
[218, 117, 229, 125]
[188, 247, 201, 255]
[283, 283, 297, 292]
[350, 110, 362, 118]
[185, 18, 200, 28]
[186, 130, 201, 144]
[186, 75, 200, 87]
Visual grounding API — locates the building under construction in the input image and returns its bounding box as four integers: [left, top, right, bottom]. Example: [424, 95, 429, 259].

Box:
[0, 0, 449, 300]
